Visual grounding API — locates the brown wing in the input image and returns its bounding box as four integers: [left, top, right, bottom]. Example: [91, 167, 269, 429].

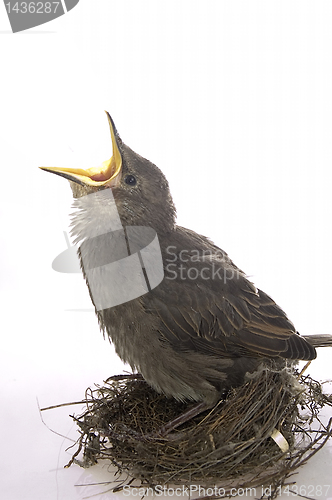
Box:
[149, 230, 316, 361]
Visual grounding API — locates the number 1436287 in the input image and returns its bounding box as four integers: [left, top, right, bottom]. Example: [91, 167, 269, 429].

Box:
[5, 2, 60, 14]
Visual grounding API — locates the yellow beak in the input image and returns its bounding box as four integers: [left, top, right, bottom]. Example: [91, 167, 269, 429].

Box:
[40, 112, 122, 187]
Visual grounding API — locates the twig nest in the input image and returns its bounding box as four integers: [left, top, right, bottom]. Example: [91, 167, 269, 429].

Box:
[68, 366, 332, 498]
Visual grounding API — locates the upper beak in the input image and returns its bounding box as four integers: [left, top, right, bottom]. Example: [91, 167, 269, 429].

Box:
[40, 112, 123, 187]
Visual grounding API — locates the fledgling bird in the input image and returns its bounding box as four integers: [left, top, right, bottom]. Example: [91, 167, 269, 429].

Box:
[41, 113, 331, 427]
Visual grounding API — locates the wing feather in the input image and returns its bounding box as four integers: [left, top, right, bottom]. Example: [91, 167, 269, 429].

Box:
[150, 227, 316, 361]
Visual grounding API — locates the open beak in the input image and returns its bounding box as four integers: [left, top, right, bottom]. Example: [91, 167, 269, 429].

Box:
[40, 112, 122, 188]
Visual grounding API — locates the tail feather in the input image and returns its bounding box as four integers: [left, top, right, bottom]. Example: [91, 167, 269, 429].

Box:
[303, 334, 332, 348]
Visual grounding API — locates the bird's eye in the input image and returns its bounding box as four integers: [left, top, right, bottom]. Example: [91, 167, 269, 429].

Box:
[124, 174, 137, 186]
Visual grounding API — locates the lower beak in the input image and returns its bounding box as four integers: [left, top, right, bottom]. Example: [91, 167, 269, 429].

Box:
[40, 112, 122, 188]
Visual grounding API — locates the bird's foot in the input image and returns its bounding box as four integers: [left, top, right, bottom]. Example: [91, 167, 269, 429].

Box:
[153, 401, 209, 438]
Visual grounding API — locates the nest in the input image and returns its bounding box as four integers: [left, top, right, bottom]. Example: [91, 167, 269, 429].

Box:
[64, 366, 332, 498]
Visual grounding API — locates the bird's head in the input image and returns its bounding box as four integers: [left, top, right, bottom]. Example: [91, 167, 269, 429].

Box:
[40, 112, 176, 236]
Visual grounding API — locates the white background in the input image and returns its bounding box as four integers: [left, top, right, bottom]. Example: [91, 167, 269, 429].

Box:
[1, 1, 332, 499]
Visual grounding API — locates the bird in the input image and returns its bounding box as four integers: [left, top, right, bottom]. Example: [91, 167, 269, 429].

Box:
[41, 112, 331, 432]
